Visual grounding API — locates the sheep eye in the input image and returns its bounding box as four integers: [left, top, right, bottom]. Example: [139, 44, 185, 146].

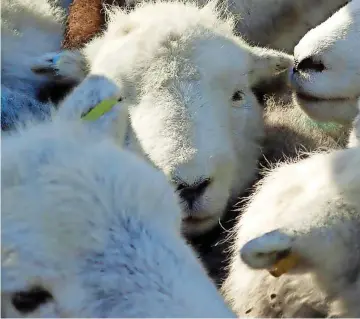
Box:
[232, 91, 244, 102]
[11, 287, 53, 314]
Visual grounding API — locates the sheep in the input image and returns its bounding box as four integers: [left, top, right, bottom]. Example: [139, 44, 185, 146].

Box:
[1, 107, 236, 318]
[291, 0, 360, 126]
[221, 99, 360, 318]
[31, 0, 293, 236]
[1, 0, 85, 131]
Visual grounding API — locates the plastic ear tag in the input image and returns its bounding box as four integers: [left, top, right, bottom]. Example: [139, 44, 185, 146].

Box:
[52, 55, 62, 66]
[81, 99, 118, 121]
[269, 252, 300, 277]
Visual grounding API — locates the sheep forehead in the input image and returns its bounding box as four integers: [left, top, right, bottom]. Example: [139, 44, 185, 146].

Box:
[94, 1, 250, 85]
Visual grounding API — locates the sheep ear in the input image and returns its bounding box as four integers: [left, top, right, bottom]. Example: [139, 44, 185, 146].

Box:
[240, 230, 301, 277]
[81, 99, 129, 147]
[56, 75, 129, 147]
[249, 47, 294, 85]
[31, 50, 88, 83]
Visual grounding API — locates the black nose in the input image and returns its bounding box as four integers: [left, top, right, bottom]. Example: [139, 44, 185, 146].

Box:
[176, 178, 212, 209]
[294, 56, 325, 73]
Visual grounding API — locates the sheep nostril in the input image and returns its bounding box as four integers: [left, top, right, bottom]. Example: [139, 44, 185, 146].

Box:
[176, 183, 187, 192]
[176, 178, 212, 209]
[296, 56, 325, 72]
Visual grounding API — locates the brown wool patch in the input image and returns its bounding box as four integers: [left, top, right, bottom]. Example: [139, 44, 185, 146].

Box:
[62, 0, 127, 50]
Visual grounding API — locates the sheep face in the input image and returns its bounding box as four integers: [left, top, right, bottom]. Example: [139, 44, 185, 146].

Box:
[117, 35, 264, 236]
[59, 1, 292, 235]
[291, 0, 360, 125]
[1, 120, 235, 318]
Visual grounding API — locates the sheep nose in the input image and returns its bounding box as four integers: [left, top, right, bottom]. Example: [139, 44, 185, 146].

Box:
[294, 56, 325, 73]
[175, 178, 212, 209]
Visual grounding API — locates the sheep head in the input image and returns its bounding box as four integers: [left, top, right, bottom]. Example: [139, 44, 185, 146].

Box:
[32, 0, 293, 235]
[291, 0, 360, 125]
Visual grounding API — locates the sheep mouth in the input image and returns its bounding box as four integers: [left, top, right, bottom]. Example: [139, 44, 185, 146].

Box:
[296, 92, 350, 102]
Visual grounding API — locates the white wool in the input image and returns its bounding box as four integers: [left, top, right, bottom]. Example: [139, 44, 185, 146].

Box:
[1, 117, 235, 317]
[2, 0, 66, 88]
[216, 0, 349, 53]
[1, 0, 72, 130]
[34, 0, 293, 235]
[291, 0, 360, 125]
[222, 108, 360, 317]
[121, 0, 348, 53]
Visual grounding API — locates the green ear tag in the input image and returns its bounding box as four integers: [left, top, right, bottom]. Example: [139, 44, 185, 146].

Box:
[81, 98, 118, 121]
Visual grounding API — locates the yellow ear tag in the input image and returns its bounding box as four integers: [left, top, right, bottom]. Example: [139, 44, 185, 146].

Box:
[81, 98, 118, 121]
[269, 252, 300, 278]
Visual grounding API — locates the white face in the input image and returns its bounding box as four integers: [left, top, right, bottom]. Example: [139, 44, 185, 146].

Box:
[1, 121, 235, 318]
[290, 0, 360, 124]
[77, 2, 291, 235]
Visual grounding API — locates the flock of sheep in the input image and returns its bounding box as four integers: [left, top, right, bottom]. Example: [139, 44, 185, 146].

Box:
[2, 0, 360, 317]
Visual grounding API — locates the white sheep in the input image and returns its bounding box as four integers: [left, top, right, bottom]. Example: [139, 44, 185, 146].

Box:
[1, 0, 85, 131]
[291, 0, 360, 125]
[1, 112, 236, 317]
[222, 99, 360, 317]
[32, 0, 293, 235]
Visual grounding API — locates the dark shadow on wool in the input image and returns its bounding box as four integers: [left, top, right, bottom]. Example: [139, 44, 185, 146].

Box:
[36, 80, 78, 105]
[186, 184, 255, 288]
